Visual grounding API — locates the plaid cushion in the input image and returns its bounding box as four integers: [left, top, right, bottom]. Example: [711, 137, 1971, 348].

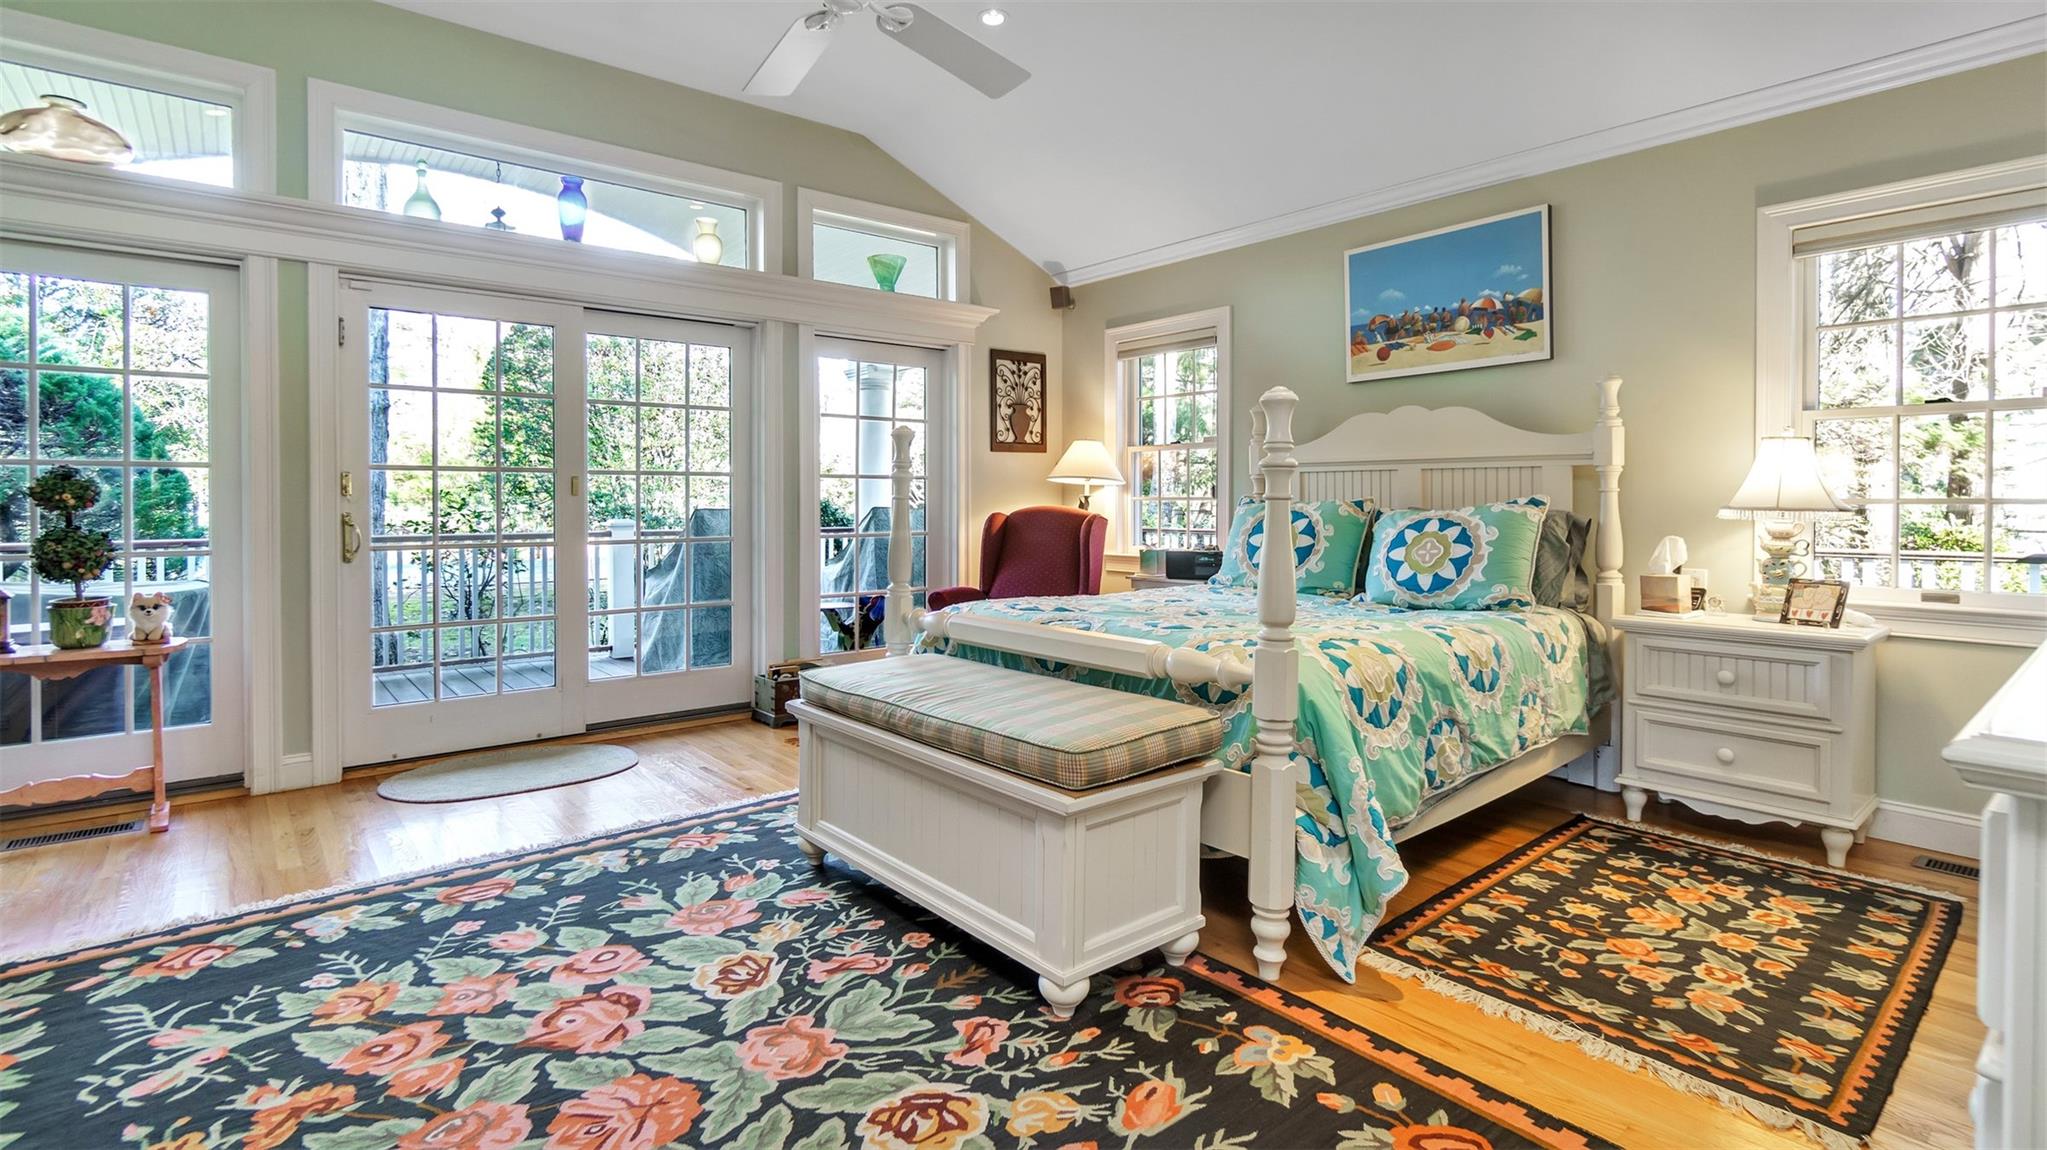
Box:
[801, 656, 1223, 790]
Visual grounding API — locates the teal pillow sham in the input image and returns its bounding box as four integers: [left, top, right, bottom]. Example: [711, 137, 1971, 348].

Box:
[1362, 496, 1549, 610]
[1210, 497, 1377, 597]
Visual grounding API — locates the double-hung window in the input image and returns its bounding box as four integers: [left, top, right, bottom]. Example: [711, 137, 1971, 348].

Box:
[1799, 205, 2046, 599]
[1108, 310, 1229, 553]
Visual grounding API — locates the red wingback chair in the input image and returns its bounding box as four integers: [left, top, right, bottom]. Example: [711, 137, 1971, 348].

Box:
[927, 506, 1109, 611]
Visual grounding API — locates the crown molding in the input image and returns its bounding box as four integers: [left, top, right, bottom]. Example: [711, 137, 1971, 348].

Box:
[1056, 18, 2047, 286]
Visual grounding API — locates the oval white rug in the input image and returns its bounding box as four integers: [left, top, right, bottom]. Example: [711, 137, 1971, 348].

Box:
[376, 743, 639, 803]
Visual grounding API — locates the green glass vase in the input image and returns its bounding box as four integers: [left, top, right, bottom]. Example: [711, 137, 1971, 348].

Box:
[867, 254, 908, 293]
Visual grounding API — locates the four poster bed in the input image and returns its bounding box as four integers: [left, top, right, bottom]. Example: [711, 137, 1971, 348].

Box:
[794, 379, 1626, 993]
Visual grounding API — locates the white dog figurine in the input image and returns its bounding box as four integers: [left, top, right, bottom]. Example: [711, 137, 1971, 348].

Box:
[128, 591, 175, 644]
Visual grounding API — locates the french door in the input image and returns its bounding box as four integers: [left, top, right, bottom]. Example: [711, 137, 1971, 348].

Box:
[337, 282, 750, 765]
[807, 337, 951, 657]
[1, 242, 245, 786]
[581, 312, 752, 725]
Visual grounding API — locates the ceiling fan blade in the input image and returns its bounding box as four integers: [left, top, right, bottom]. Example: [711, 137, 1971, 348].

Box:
[879, 3, 1030, 98]
[744, 11, 835, 97]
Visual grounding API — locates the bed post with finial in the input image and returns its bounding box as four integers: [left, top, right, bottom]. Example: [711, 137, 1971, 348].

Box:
[1249, 386, 1300, 983]
[1593, 376, 1625, 626]
[885, 424, 917, 657]
[1592, 375, 1626, 789]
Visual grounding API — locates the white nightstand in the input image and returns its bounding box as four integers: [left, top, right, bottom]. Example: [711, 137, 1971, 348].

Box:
[1617, 612, 1889, 867]
[1128, 574, 1206, 590]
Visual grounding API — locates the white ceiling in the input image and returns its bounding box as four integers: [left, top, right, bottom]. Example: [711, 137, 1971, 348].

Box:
[385, 1, 2044, 283]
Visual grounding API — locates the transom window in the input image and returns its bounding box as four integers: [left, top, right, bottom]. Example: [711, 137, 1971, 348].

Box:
[341, 131, 750, 267]
[798, 190, 968, 302]
[1122, 342, 1221, 551]
[812, 216, 941, 298]
[0, 61, 234, 187]
[1805, 217, 2046, 596]
[311, 82, 774, 272]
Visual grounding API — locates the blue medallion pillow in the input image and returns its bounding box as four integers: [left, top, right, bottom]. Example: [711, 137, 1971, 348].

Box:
[1362, 496, 1549, 610]
[1210, 497, 1377, 597]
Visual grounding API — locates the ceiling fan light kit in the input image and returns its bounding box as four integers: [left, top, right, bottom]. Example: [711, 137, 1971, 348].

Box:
[744, 0, 1030, 100]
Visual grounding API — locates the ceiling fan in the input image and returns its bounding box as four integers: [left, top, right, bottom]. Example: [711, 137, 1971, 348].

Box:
[744, 0, 1030, 100]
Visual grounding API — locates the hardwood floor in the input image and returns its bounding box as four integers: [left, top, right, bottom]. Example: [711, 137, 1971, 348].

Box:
[0, 718, 1979, 1150]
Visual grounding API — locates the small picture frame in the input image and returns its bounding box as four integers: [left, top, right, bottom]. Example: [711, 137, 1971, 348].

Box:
[1780, 578, 1849, 629]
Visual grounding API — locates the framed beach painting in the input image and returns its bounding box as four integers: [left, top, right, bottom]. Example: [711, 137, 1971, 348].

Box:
[1345, 205, 1551, 383]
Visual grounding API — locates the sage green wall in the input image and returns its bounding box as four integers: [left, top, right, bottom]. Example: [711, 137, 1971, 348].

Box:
[1060, 57, 2046, 816]
[1, 0, 1064, 759]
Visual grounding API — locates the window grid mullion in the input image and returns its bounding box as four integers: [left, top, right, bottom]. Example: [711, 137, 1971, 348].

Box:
[23, 273, 40, 743]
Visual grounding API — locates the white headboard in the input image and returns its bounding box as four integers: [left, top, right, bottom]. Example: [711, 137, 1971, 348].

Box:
[1251, 376, 1625, 622]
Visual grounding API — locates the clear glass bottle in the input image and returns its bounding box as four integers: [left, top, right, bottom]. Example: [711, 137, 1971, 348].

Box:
[402, 160, 441, 220]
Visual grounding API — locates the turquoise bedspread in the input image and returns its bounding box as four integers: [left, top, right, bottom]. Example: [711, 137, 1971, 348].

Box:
[918, 586, 1611, 981]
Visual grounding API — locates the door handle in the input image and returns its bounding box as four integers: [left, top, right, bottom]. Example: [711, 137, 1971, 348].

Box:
[341, 511, 363, 563]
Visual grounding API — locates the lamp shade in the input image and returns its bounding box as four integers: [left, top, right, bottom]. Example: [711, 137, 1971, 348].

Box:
[0, 95, 133, 166]
[1718, 431, 1853, 520]
[1047, 439, 1124, 487]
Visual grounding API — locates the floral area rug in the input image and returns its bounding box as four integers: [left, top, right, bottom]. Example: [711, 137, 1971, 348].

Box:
[1370, 815, 1962, 1150]
[0, 793, 1615, 1150]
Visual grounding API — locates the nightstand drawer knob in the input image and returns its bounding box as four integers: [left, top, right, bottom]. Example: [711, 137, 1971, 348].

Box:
[1715, 746, 1736, 764]
[1715, 669, 1737, 687]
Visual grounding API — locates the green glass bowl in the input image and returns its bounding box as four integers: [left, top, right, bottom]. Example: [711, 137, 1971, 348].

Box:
[867, 254, 908, 293]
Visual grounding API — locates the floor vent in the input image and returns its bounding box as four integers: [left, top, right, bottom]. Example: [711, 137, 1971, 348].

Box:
[1911, 855, 1980, 880]
[3, 821, 143, 852]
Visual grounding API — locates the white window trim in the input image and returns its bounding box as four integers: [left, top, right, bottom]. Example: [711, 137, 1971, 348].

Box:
[1101, 307, 1232, 557]
[306, 80, 781, 274]
[0, 9, 276, 194]
[797, 188, 971, 303]
[1756, 155, 2047, 647]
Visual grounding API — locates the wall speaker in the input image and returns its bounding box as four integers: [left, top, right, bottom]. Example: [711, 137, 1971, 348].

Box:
[1049, 285, 1074, 311]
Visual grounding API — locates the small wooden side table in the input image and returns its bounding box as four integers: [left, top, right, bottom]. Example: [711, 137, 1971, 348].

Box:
[0, 636, 187, 832]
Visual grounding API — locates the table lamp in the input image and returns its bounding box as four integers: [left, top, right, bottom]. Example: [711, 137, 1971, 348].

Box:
[1047, 439, 1124, 511]
[1718, 429, 1853, 620]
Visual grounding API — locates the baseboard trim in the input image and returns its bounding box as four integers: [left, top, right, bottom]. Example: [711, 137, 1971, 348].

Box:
[1869, 799, 1982, 860]
[272, 753, 317, 793]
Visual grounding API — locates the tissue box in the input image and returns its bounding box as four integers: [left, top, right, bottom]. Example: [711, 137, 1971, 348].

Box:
[1639, 573, 1696, 615]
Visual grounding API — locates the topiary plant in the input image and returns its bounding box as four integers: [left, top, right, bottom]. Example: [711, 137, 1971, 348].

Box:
[28, 466, 116, 604]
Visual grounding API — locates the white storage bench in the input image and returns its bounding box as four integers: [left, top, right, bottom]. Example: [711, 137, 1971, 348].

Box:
[789, 655, 1224, 1018]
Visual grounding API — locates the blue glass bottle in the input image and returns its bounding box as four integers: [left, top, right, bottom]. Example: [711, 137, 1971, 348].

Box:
[557, 176, 588, 243]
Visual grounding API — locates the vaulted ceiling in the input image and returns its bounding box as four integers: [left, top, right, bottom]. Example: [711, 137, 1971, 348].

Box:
[385, 1, 2044, 283]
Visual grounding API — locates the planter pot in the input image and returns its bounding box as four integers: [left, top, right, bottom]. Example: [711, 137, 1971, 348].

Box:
[48, 597, 111, 649]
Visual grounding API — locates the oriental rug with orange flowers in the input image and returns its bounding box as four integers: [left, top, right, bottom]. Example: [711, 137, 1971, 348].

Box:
[0, 794, 1613, 1150]
[1370, 815, 1961, 1150]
